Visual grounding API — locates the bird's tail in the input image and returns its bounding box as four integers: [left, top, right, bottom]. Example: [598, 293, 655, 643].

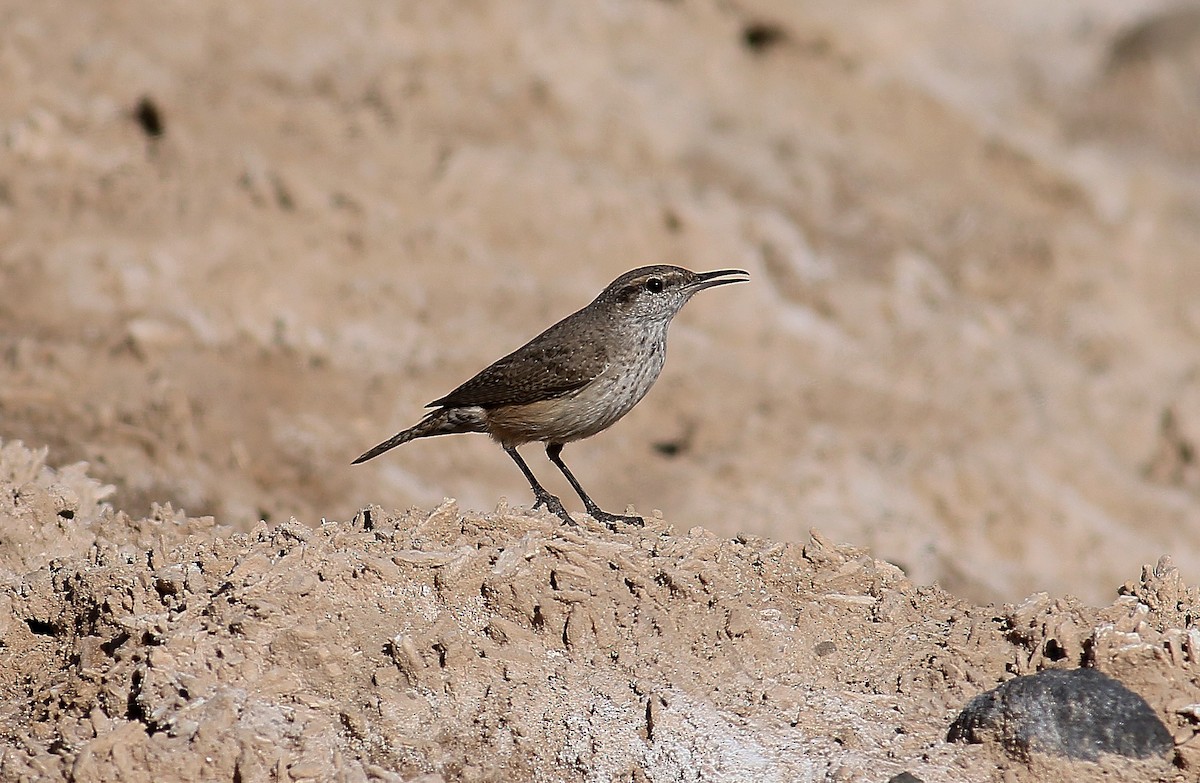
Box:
[351, 407, 487, 464]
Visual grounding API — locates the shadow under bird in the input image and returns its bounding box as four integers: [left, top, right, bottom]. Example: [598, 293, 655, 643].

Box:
[353, 265, 749, 529]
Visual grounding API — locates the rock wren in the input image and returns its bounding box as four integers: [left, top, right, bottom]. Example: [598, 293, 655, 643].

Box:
[353, 265, 749, 529]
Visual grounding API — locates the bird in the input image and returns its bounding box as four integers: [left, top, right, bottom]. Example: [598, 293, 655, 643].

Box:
[352, 265, 749, 529]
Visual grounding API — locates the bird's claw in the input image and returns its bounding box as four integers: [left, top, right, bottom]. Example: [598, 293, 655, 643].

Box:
[533, 491, 577, 526]
[588, 508, 645, 531]
[532, 491, 642, 531]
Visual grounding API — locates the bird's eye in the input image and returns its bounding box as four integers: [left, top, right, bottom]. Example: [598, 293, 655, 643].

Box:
[645, 278, 664, 293]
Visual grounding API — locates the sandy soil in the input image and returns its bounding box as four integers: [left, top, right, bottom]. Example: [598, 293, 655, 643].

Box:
[3, 1, 1200, 780]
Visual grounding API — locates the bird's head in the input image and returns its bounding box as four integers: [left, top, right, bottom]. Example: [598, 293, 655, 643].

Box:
[598, 265, 750, 324]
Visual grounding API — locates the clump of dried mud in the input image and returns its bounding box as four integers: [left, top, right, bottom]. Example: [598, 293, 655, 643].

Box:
[1, 441, 1197, 782]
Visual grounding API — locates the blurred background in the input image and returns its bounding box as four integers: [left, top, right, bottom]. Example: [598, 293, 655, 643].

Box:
[2, 0, 1199, 604]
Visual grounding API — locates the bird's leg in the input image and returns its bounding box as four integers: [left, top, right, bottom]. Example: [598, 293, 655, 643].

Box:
[503, 445, 575, 526]
[545, 443, 644, 530]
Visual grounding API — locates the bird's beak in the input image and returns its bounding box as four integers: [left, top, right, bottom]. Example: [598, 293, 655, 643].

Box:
[691, 269, 751, 291]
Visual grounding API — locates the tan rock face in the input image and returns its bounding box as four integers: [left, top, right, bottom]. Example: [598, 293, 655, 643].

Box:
[3, 2, 1200, 605]
[3, 2, 1200, 775]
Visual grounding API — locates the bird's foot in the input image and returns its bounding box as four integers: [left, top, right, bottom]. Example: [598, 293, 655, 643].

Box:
[533, 491, 577, 527]
[586, 505, 645, 531]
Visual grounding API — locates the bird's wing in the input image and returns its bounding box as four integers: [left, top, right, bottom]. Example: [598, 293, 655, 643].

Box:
[429, 323, 609, 409]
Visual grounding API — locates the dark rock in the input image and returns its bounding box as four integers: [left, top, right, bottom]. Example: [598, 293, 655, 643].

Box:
[133, 96, 165, 138]
[741, 22, 787, 54]
[947, 668, 1173, 761]
[887, 773, 924, 783]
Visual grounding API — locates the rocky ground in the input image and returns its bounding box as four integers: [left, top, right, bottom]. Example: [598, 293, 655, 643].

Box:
[3, 1, 1200, 780]
[1, 441, 1198, 781]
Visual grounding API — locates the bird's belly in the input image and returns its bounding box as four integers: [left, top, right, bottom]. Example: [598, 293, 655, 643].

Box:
[486, 357, 663, 446]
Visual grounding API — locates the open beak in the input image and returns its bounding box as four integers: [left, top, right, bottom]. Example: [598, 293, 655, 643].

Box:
[691, 268, 751, 291]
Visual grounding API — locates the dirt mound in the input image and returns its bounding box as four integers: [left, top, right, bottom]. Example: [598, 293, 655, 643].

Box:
[1, 442, 1195, 781]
